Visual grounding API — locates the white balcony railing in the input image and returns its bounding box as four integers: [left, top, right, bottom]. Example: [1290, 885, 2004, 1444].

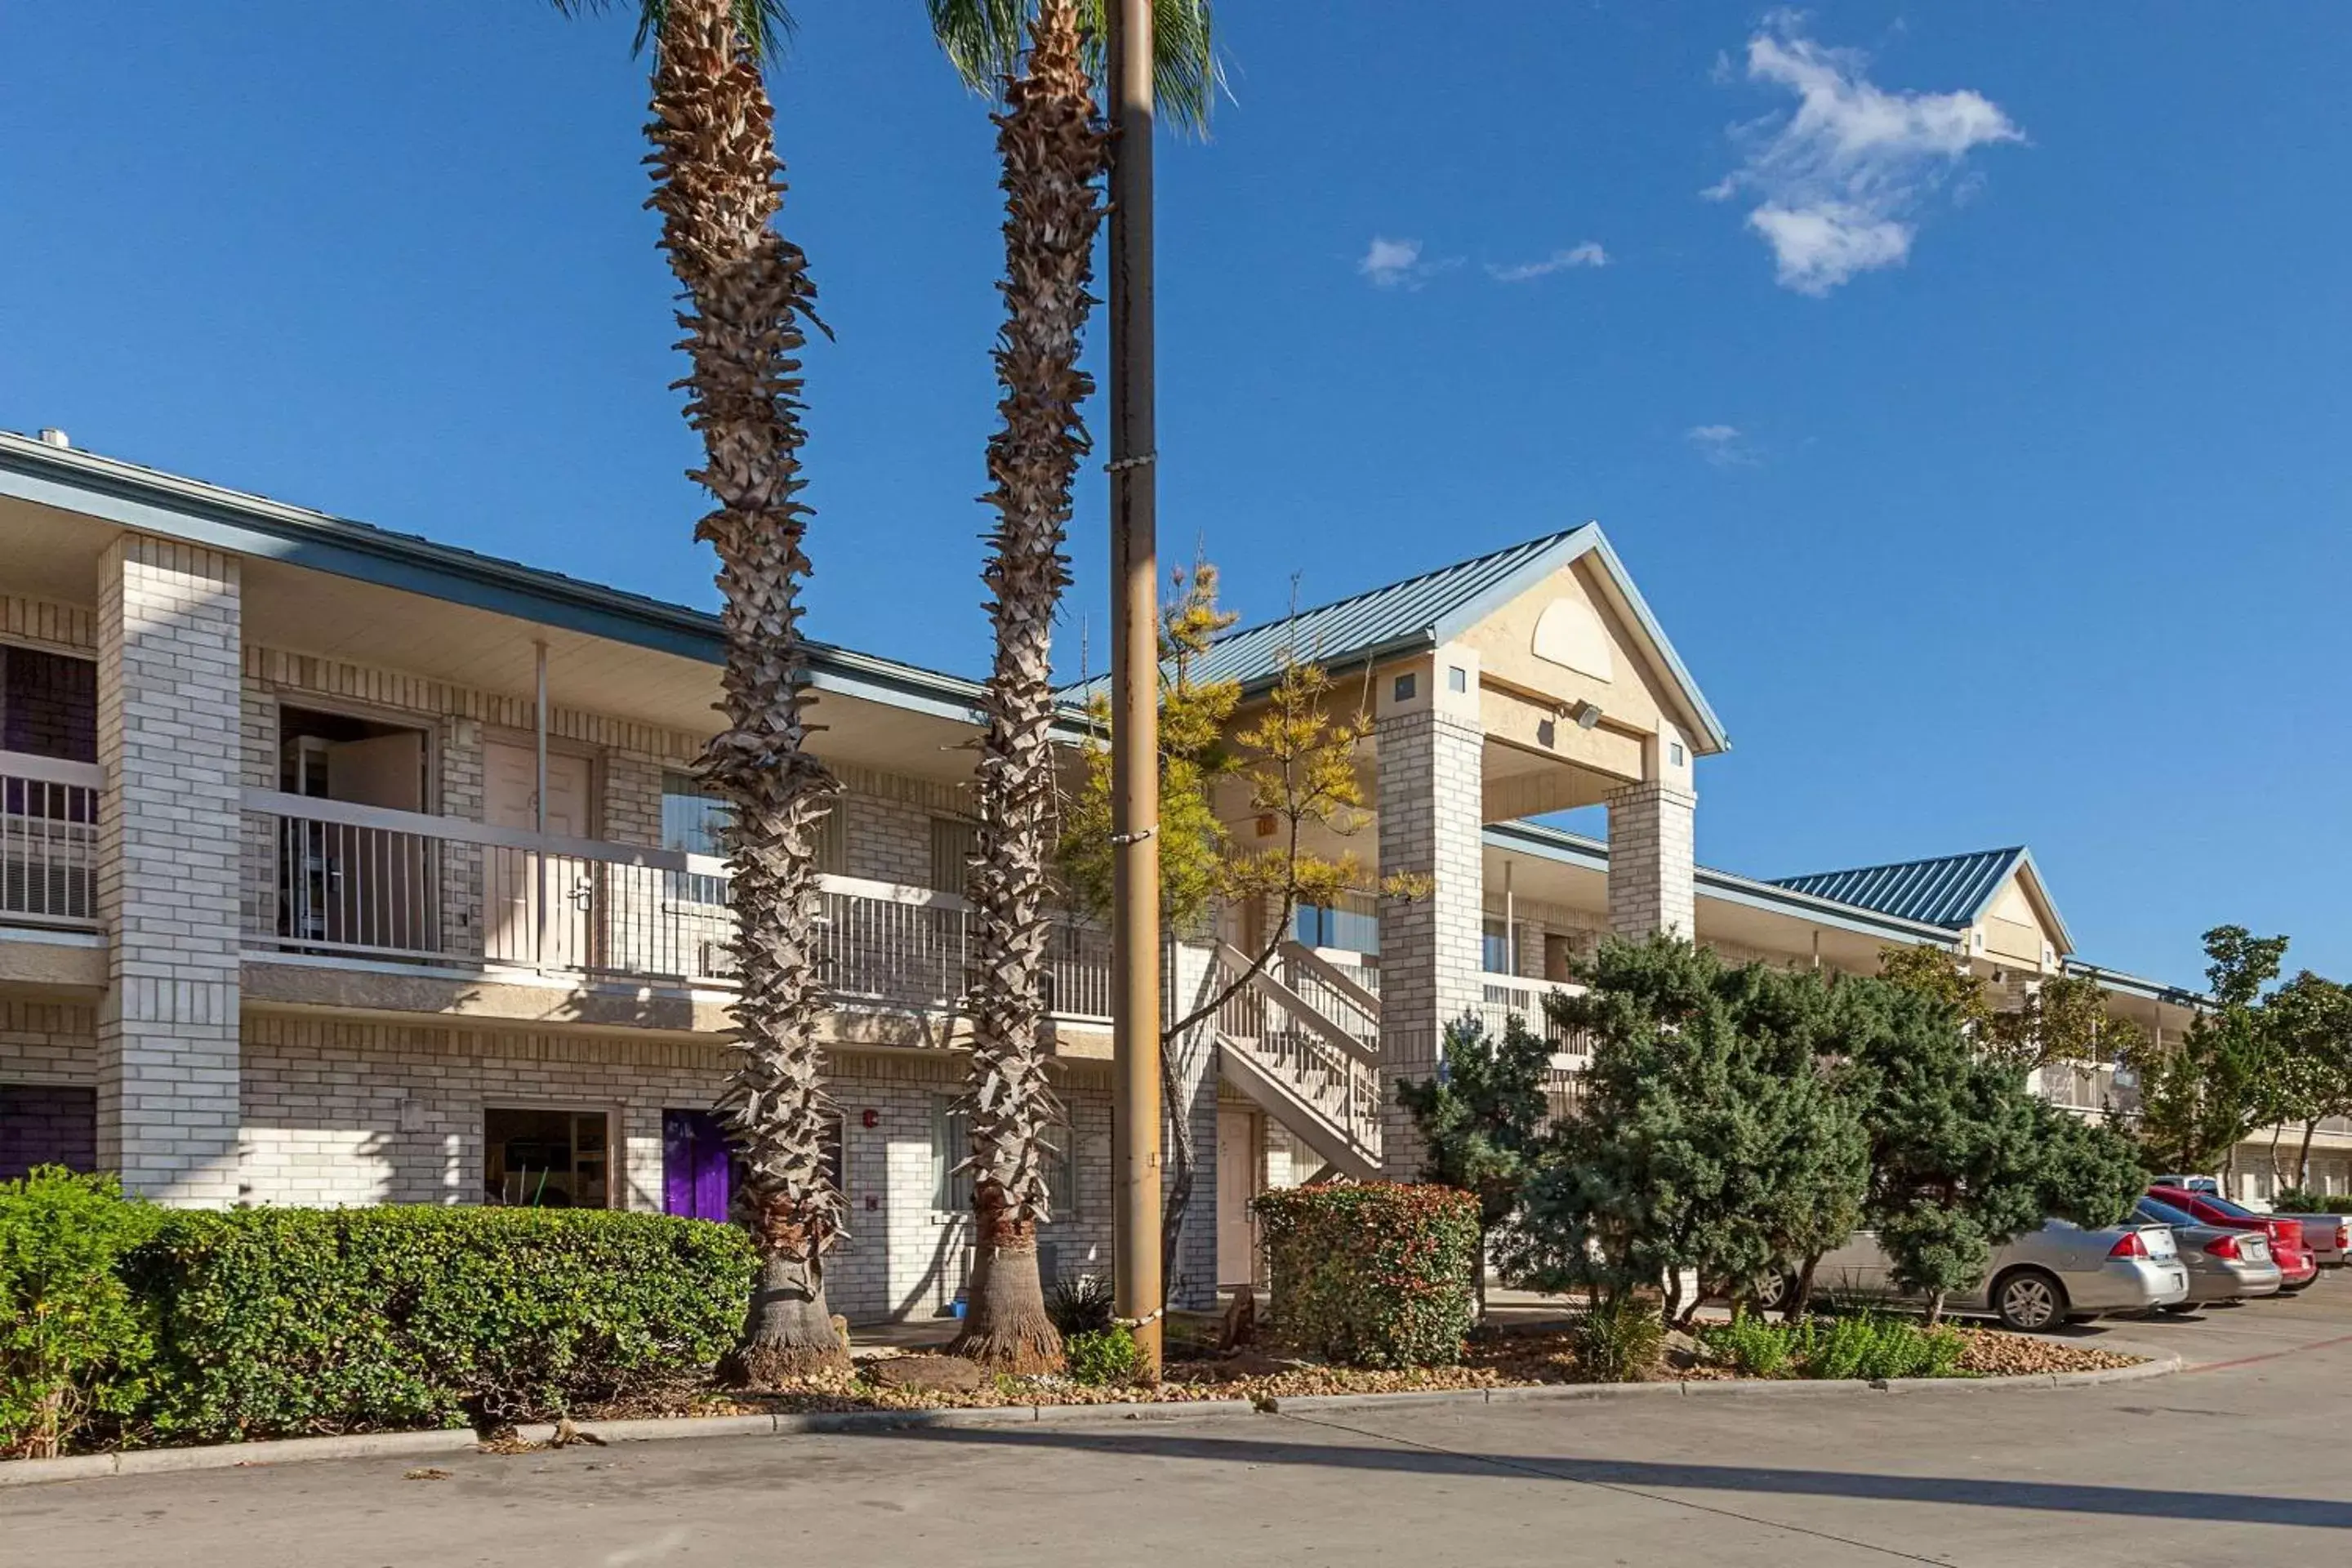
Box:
[240, 790, 1111, 1019]
[1473, 973, 1596, 1062]
[1, 750, 102, 930]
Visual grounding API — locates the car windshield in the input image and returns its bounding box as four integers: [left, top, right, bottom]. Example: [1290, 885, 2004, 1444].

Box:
[2138, 1197, 2198, 1227]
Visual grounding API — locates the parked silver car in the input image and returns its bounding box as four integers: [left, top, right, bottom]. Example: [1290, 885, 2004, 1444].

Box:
[2136, 1195, 2283, 1308]
[1807, 1219, 2189, 1331]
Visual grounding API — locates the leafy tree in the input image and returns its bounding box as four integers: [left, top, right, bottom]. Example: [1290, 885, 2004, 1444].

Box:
[1844, 975, 2143, 1325]
[1504, 938, 1868, 1328]
[2127, 925, 2290, 1176]
[1395, 1013, 1553, 1318]
[1984, 972, 2146, 1076]
[1059, 560, 1419, 1292]
[2259, 971, 2352, 1191]
[1876, 946, 1993, 1031]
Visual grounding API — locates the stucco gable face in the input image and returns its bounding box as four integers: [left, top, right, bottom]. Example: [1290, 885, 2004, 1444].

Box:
[1454, 559, 1685, 746]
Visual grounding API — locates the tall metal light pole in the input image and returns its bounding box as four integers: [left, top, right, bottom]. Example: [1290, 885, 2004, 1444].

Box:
[1106, 0, 1164, 1377]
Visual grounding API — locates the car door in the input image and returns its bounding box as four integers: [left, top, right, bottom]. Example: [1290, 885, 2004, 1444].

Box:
[1812, 1230, 1895, 1304]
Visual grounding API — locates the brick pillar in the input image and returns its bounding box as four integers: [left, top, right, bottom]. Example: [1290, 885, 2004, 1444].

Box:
[1163, 941, 1220, 1311]
[1375, 701, 1485, 1183]
[96, 537, 243, 1206]
[1605, 779, 1696, 939]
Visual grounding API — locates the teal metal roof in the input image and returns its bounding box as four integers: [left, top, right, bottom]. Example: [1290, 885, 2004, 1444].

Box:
[0, 430, 1091, 734]
[1770, 848, 2031, 934]
[1067, 523, 1729, 754]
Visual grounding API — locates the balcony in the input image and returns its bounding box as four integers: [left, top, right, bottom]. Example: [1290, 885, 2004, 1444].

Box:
[239, 791, 1111, 1022]
[2, 749, 101, 931]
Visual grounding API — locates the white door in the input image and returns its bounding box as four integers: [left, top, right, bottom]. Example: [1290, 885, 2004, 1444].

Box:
[483, 742, 593, 969]
[327, 733, 428, 950]
[1217, 1109, 1261, 1287]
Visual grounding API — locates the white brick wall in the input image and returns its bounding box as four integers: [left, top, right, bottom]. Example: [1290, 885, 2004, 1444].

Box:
[234, 1013, 1109, 1324]
[1605, 778, 1697, 939]
[1375, 707, 1487, 1181]
[97, 537, 243, 1206]
[0, 999, 100, 1085]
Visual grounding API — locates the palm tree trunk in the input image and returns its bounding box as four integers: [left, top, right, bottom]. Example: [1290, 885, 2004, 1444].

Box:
[951, 0, 1109, 1374]
[644, 0, 845, 1382]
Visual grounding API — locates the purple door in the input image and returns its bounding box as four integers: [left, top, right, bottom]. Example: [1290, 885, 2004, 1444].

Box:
[662, 1109, 733, 1222]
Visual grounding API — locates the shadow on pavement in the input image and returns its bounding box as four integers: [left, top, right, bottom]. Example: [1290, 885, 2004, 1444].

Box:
[841, 1419, 2352, 1531]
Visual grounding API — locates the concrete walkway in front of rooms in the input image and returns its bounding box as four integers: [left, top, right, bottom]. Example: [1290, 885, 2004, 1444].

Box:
[13, 1283, 2350, 1567]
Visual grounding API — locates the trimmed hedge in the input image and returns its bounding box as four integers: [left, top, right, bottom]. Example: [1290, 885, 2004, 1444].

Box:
[131, 1206, 757, 1439]
[1253, 1183, 1480, 1368]
[2, 1167, 757, 1454]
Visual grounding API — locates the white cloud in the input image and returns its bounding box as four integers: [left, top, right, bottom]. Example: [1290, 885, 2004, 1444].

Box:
[1708, 17, 2022, 294]
[1485, 242, 1610, 283]
[1356, 236, 1461, 290]
[1685, 424, 1757, 467]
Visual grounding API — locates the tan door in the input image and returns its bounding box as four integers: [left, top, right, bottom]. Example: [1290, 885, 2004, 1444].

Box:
[327, 732, 427, 950]
[483, 742, 593, 969]
[1217, 1108, 1261, 1287]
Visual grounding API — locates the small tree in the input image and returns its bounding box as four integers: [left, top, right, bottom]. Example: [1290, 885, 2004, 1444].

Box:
[2260, 971, 2352, 1191]
[2128, 925, 2290, 1176]
[1844, 975, 2142, 1325]
[1060, 560, 1419, 1290]
[1984, 972, 2146, 1076]
[1395, 1013, 1552, 1319]
[1505, 938, 1867, 1329]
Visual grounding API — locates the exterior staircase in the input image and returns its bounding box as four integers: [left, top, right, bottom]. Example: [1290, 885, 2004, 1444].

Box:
[1199, 939, 1384, 1183]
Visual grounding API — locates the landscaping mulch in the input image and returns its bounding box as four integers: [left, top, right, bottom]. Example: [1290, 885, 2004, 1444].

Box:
[564, 1321, 2145, 1423]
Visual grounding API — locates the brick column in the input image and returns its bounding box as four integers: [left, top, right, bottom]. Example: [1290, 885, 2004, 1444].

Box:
[1375, 702, 1486, 1183]
[96, 537, 243, 1205]
[1605, 779, 1696, 939]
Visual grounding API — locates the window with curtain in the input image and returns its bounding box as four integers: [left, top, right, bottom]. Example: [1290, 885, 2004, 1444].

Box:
[931, 1095, 1076, 1218]
[929, 817, 979, 895]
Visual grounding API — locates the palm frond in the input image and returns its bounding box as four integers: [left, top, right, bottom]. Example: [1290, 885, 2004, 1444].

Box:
[550, 0, 796, 62]
[930, 0, 1225, 137]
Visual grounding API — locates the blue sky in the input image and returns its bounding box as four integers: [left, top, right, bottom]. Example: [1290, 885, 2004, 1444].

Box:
[3, 2, 2346, 987]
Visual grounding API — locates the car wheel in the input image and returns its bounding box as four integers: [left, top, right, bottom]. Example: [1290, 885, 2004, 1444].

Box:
[1752, 1272, 1796, 1314]
[1993, 1268, 2069, 1333]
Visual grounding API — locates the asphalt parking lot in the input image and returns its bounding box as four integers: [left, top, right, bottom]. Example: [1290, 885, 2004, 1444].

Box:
[7, 1281, 2350, 1568]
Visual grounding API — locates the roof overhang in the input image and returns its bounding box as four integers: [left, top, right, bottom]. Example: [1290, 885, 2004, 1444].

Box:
[0, 430, 1091, 739]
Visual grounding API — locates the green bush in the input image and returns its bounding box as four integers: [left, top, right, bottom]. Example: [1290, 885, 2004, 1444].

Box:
[1700, 1314, 1796, 1379]
[1062, 1327, 1142, 1387]
[1254, 1183, 1481, 1369]
[1, 1168, 161, 1459]
[1574, 1298, 1666, 1383]
[131, 1206, 756, 1440]
[1793, 1313, 1964, 1382]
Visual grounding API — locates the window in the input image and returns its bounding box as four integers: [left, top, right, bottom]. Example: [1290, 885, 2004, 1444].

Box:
[0, 648, 96, 764]
[1483, 916, 1512, 975]
[932, 1095, 973, 1212]
[931, 1096, 1073, 1218]
[1294, 898, 1379, 956]
[929, 817, 980, 896]
[485, 1107, 610, 1209]
[1446, 666, 1468, 693]
[664, 772, 843, 900]
[1392, 672, 1416, 702]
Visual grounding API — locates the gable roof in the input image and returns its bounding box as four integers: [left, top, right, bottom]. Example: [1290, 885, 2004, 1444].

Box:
[1071, 524, 1729, 754]
[1770, 846, 2074, 954]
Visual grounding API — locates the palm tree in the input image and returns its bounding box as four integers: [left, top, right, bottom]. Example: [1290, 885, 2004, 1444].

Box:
[553, 0, 847, 1380]
[929, 0, 1214, 1369]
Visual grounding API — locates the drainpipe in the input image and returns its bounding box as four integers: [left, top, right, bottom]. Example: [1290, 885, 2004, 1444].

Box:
[534, 640, 549, 969]
[1503, 861, 1516, 978]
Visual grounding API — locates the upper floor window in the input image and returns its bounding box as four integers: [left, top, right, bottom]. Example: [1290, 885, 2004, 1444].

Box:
[930, 817, 980, 896]
[0, 647, 96, 764]
[1482, 916, 1512, 975]
[664, 772, 843, 874]
[1294, 899, 1379, 956]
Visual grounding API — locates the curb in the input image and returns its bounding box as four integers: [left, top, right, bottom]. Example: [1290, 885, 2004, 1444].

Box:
[0, 1354, 2185, 1490]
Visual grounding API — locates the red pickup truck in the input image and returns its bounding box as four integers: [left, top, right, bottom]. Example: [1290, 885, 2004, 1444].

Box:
[2148, 1187, 2318, 1290]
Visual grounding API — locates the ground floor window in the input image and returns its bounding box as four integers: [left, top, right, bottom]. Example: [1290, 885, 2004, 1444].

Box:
[484, 1107, 610, 1208]
[0, 1084, 96, 1181]
[930, 1095, 1073, 1217]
